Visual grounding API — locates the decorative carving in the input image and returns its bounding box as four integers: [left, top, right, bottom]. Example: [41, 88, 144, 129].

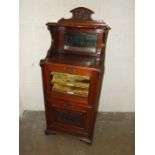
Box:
[57, 7, 111, 30]
[71, 7, 94, 20]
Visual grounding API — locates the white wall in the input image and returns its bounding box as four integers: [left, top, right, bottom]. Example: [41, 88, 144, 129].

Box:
[19, 92, 24, 116]
[19, 0, 134, 112]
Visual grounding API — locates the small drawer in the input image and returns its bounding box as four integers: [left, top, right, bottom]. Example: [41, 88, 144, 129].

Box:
[50, 91, 89, 105]
[49, 98, 91, 111]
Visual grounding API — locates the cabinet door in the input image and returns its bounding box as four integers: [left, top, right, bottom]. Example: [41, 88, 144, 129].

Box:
[41, 64, 93, 105]
[52, 108, 86, 128]
[46, 101, 94, 135]
[41, 63, 101, 106]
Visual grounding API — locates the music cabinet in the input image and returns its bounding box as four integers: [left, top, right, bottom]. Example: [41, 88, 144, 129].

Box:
[40, 7, 110, 144]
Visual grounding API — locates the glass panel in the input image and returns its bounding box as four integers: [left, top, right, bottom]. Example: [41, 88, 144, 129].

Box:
[51, 72, 90, 97]
[64, 32, 98, 52]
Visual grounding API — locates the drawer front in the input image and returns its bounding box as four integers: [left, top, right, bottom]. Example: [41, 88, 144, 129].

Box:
[48, 98, 91, 111]
[46, 100, 94, 133]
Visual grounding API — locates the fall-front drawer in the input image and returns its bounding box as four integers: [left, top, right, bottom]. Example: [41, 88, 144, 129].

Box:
[42, 63, 92, 105]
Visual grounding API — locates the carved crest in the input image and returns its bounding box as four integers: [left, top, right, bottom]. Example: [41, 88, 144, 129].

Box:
[70, 7, 94, 20]
[56, 7, 111, 30]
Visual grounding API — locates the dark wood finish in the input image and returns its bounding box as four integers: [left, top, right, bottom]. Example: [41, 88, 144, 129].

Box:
[40, 7, 110, 144]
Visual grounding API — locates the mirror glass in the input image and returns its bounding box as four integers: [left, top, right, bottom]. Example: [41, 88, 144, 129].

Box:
[64, 32, 98, 52]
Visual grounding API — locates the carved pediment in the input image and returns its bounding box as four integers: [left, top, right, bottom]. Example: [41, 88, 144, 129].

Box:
[70, 7, 94, 20]
[55, 7, 111, 30]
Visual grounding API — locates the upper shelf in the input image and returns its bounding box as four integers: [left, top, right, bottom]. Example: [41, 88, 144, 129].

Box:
[44, 53, 103, 71]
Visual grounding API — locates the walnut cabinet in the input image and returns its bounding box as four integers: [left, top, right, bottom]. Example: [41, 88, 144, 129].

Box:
[40, 7, 110, 144]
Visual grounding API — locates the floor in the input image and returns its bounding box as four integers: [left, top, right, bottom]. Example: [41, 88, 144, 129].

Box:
[20, 111, 134, 155]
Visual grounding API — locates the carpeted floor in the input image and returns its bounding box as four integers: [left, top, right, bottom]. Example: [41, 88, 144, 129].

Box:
[19, 111, 134, 155]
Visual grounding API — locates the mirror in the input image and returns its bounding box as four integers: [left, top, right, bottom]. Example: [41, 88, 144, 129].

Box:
[64, 32, 98, 53]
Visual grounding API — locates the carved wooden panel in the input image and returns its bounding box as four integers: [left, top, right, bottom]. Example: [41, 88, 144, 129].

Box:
[70, 7, 94, 20]
[56, 109, 82, 126]
[53, 107, 86, 128]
